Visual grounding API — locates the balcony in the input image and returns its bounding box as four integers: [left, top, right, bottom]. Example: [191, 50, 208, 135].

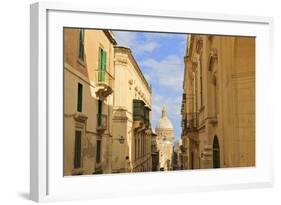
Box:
[133, 99, 147, 131]
[181, 93, 186, 115]
[182, 112, 198, 133]
[133, 99, 145, 120]
[95, 70, 114, 100]
[144, 106, 151, 128]
[96, 113, 107, 133]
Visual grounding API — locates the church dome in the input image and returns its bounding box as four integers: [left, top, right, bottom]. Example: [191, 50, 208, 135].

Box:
[156, 106, 174, 130]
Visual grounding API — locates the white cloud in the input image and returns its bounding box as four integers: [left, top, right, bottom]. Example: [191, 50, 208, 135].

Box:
[138, 41, 158, 53]
[113, 31, 159, 54]
[113, 31, 137, 48]
[141, 55, 184, 92]
[143, 32, 186, 41]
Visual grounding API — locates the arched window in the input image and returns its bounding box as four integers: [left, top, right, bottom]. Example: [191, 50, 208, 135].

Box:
[213, 135, 220, 168]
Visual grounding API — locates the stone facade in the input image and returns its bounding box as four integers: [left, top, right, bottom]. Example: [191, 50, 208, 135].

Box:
[151, 129, 159, 171]
[156, 107, 174, 171]
[112, 47, 153, 173]
[63, 29, 116, 175]
[172, 139, 184, 170]
[181, 34, 255, 169]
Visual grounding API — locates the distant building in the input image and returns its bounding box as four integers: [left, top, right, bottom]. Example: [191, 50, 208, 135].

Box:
[63, 29, 116, 175]
[112, 47, 153, 173]
[172, 139, 184, 170]
[181, 34, 255, 169]
[156, 106, 174, 171]
[151, 129, 159, 171]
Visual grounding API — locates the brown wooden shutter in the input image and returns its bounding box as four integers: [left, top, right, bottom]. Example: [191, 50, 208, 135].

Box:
[74, 130, 82, 169]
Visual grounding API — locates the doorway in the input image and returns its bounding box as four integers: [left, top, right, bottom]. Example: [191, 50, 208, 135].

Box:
[213, 135, 220, 168]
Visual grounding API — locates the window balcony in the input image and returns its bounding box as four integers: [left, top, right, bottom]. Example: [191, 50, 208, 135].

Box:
[95, 70, 115, 100]
[183, 112, 198, 133]
[133, 99, 145, 121]
[144, 106, 151, 128]
[133, 99, 150, 131]
[96, 113, 107, 132]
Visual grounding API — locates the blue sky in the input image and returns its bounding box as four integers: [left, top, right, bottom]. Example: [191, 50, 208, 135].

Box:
[113, 30, 186, 143]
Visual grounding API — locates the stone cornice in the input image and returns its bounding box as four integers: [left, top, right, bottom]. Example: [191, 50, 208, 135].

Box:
[103, 30, 117, 45]
[114, 46, 152, 94]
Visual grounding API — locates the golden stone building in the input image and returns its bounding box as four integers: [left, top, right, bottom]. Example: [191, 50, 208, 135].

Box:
[156, 106, 174, 171]
[181, 34, 255, 169]
[112, 47, 153, 173]
[63, 28, 116, 175]
[172, 138, 184, 170]
[151, 129, 159, 171]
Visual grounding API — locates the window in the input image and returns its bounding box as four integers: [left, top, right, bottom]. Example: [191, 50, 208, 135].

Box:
[74, 130, 82, 169]
[77, 83, 83, 112]
[98, 48, 107, 82]
[96, 140, 101, 163]
[78, 29, 85, 61]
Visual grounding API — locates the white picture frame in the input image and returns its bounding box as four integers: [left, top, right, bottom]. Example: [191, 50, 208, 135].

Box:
[30, 2, 274, 202]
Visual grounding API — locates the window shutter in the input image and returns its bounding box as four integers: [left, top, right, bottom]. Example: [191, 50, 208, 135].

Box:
[79, 29, 85, 60]
[98, 48, 102, 70]
[77, 83, 83, 112]
[101, 50, 106, 81]
[98, 48, 102, 81]
[74, 131, 82, 169]
[102, 51, 106, 71]
[96, 140, 101, 163]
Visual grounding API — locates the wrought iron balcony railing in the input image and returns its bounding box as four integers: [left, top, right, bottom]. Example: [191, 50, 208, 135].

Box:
[97, 113, 107, 132]
[182, 112, 198, 132]
[95, 70, 114, 88]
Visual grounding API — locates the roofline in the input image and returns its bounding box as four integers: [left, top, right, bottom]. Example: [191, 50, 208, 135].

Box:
[103, 30, 117, 45]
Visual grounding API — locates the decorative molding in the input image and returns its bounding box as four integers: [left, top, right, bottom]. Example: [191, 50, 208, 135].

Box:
[115, 46, 152, 93]
[115, 56, 128, 65]
[74, 113, 88, 123]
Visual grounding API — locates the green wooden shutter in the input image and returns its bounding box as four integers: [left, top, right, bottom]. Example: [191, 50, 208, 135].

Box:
[102, 51, 106, 70]
[98, 48, 106, 82]
[101, 50, 106, 81]
[77, 83, 83, 112]
[79, 29, 85, 60]
[74, 130, 82, 169]
[98, 48, 102, 82]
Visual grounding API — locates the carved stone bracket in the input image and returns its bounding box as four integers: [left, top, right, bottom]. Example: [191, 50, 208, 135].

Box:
[74, 113, 88, 123]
